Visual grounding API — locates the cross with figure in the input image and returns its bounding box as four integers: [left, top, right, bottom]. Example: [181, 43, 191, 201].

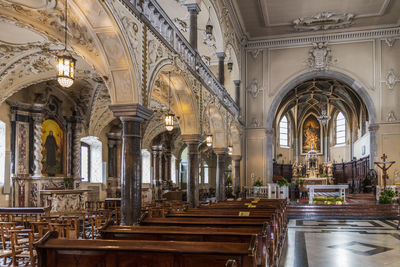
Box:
[374, 153, 395, 189]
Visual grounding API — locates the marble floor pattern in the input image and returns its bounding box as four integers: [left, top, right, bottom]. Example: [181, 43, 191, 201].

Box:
[280, 219, 400, 267]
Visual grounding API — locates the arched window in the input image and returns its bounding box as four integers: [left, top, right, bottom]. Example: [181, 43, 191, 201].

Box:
[279, 115, 289, 147]
[81, 136, 103, 183]
[171, 155, 176, 184]
[0, 121, 5, 184]
[141, 149, 151, 183]
[336, 112, 346, 145]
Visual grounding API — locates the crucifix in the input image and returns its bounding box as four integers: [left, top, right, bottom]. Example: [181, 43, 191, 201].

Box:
[374, 153, 395, 189]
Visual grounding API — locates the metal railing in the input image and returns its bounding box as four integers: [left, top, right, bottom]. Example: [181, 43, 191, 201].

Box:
[121, 0, 239, 118]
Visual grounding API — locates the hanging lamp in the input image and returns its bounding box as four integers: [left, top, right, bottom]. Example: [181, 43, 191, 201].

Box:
[205, 6, 213, 39]
[165, 72, 175, 131]
[57, 0, 76, 88]
[227, 49, 233, 72]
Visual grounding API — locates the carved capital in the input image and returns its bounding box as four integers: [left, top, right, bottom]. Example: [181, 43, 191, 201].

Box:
[110, 104, 153, 122]
[214, 147, 228, 155]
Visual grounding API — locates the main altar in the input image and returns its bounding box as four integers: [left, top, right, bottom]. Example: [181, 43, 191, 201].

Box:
[292, 144, 332, 185]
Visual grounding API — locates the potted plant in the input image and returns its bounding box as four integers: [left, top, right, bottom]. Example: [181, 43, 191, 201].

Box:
[277, 177, 290, 187]
[253, 179, 263, 187]
[379, 189, 396, 204]
[335, 197, 344, 205]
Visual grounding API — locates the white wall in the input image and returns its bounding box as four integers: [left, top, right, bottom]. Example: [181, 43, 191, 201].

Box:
[353, 132, 370, 160]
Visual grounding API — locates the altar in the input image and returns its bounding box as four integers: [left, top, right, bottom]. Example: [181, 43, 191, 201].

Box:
[40, 189, 90, 213]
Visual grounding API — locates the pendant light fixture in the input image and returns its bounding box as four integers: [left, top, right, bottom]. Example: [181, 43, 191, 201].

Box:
[206, 134, 213, 147]
[57, 0, 76, 88]
[205, 6, 213, 39]
[165, 71, 175, 131]
[227, 48, 233, 72]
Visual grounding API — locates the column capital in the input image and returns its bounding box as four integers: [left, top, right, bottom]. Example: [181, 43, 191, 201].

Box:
[216, 52, 226, 59]
[31, 113, 44, 122]
[368, 124, 379, 132]
[231, 155, 242, 161]
[181, 134, 203, 144]
[185, 3, 201, 14]
[265, 128, 274, 136]
[214, 147, 228, 155]
[233, 80, 241, 86]
[110, 104, 153, 122]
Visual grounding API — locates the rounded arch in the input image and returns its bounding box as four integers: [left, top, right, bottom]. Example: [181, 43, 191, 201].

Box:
[207, 105, 227, 148]
[0, 0, 141, 106]
[265, 70, 377, 181]
[149, 64, 201, 135]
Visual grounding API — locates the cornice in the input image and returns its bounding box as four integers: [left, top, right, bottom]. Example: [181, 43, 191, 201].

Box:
[246, 27, 400, 49]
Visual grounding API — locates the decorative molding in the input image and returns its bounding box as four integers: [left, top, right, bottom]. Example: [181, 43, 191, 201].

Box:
[383, 69, 400, 89]
[387, 111, 397, 122]
[246, 27, 400, 49]
[307, 42, 333, 71]
[250, 118, 260, 128]
[247, 79, 263, 98]
[293, 12, 354, 31]
[250, 49, 261, 59]
[384, 38, 396, 47]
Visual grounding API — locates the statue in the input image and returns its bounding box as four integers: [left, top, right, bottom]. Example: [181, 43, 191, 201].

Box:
[292, 162, 298, 177]
[326, 161, 333, 177]
[374, 154, 396, 189]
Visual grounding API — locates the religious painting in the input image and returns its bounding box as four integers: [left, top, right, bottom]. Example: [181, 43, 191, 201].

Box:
[41, 119, 63, 176]
[302, 115, 321, 154]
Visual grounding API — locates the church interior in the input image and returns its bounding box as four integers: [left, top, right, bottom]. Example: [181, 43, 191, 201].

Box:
[0, 0, 399, 266]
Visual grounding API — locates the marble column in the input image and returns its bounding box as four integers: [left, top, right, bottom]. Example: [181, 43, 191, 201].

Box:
[233, 80, 241, 108]
[266, 128, 274, 183]
[182, 135, 202, 208]
[152, 145, 162, 200]
[231, 155, 242, 198]
[158, 147, 164, 183]
[216, 52, 226, 85]
[32, 114, 43, 177]
[72, 121, 82, 179]
[165, 151, 172, 182]
[185, 4, 200, 51]
[110, 104, 153, 226]
[214, 148, 227, 202]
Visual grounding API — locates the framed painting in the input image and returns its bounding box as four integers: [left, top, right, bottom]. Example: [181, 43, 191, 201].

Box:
[302, 115, 322, 154]
[41, 119, 63, 176]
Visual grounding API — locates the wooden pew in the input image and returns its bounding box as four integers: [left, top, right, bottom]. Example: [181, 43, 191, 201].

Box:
[35, 231, 258, 267]
[100, 224, 270, 266]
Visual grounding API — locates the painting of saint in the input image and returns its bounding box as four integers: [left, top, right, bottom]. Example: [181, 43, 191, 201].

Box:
[41, 119, 63, 176]
[302, 115, 321, 153]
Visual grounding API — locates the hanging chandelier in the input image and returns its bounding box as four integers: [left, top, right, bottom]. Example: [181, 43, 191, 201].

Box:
[206, 135, 213, 147]
[57, 0, 76, 88]
[165, 72, 175, 131]
[205, 6, 213, 39]
[317, 105, 331, 126]
[227, 49, 233, 72]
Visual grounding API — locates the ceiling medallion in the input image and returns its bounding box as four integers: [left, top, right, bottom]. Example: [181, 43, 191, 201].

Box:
[307, 42, 332, 71]
[293, 12, 355, 31]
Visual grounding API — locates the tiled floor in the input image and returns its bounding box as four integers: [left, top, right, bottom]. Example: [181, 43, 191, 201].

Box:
[280, 219, 400, 267]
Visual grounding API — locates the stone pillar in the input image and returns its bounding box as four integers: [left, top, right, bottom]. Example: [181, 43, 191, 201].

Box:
[165, 151, 172, 182]
[368, 124, 379, 169]
[214, 148, 227, 202]
[110, 104, 153, 226]
[266, 128, 274, 183]
[72, 121, 82, 178]
[185, 4, 200, 51]
[232, 155, 242, 198]
[158, 147, 163, 183]
[233, 80, 241, 108]
[152, 145, 162, 200]
[32, 114, 43, 177]
[182, 135, 202, 208]
[216, 52, 226, 85]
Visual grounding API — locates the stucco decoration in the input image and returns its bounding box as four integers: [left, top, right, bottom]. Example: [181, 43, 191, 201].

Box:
[293, 12, 354, 31]
[250, 49, 261, 60]
[384, 38, 396, 47]
[247, 79, 263, 98]
[384, 69, 400, 89]
[250, 118, 260, 128]
[387, 111, 397, 122]
[307, 42, 333, 71]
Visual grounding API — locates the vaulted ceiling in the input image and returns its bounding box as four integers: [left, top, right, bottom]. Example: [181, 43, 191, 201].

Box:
[232, 0, 400, 39]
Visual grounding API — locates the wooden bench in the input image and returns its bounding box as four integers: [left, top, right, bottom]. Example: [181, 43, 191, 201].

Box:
[35, 231, 258, 267]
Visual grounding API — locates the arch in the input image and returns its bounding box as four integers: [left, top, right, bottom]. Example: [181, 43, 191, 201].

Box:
[0, 0, 141, 106]
[207, 105, 227, 148]
[149, 64, 201, 135]
[265, 70, 377, 181]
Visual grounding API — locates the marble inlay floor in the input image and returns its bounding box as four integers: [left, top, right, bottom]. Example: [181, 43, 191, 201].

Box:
[280, 219, 400, 267]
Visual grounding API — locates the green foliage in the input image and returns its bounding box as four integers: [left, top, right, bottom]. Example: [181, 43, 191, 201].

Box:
[319, 174, 327, 178]
[253, 179, 263, 187]
[296, 179, 305, 185]
[335, 197, 344, 202]
[225, 176, 232, 186]
[298, 174, 306, 178]
[277, 177, 290, 187]
[379, 189, 396, 204]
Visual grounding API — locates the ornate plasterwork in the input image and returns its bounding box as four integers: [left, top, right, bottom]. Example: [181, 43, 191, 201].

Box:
[384, 69, 400, 89]
[387, 111, 397, 122]
[247, 79, 263, 98]
[172, 17, 188, 32]
[384, 38, 397, 47]
[293, 12, 354, 31]
[307, 42, 333, 71]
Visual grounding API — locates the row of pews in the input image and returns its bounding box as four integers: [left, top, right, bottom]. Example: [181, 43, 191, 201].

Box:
[35, 199, 287, 267]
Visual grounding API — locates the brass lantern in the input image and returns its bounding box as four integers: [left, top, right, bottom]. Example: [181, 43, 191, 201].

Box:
[205, 6, 213, 39]
[165, 113, 174, 132]
[227, 61, 233, 72]
[206, 135, 213, 147]
[57, 53, 76, 88]
[57, 0, 76, 88]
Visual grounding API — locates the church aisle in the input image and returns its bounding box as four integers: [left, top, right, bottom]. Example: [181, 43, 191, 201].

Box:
[280, 219, 400, 267]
